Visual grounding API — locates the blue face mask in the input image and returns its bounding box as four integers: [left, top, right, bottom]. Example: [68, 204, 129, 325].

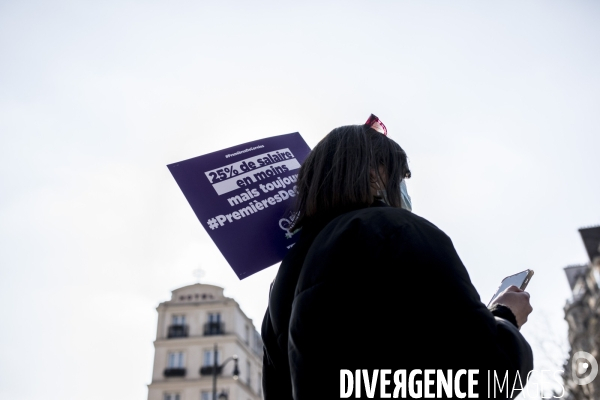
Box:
[400, 180, 412, 212]
[376, 180, 412, 212]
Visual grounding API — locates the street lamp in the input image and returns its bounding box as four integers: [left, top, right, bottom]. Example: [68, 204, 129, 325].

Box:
[212, 343, 239, 400]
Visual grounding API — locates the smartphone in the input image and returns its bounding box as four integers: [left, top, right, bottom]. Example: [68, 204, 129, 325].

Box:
[487, 269, 534, 307]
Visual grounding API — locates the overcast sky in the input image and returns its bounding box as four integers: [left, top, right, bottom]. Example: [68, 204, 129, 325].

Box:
[1, 1, 599, 399]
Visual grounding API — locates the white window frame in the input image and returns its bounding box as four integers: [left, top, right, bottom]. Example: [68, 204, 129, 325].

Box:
[208, 312, 221, 323]
[203, 349, 220, 366]
[168, 351, 184, 368]
[247, 360, 251, 385]
[172, 315, 186, 325]
[258, 372, 262, 396]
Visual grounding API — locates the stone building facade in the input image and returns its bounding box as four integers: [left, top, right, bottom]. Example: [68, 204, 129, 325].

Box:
[563, 226, 600, 399]
[147, 283, 263, 400]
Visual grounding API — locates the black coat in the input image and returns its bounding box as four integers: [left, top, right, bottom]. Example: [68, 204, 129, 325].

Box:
[261, 202, 533, 399]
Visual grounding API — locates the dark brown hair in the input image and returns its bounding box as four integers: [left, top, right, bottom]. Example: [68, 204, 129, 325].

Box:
[291, 124, 410, 229]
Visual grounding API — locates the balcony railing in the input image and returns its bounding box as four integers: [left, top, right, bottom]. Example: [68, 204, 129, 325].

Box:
[163, 368, 186, 377]
[167, 325, 189, 338]
[199, 365, 223, 376]
[203, 321, 225, 336]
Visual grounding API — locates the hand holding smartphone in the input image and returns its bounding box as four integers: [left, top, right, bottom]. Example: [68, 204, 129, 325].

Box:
[487, 269, 534, 307]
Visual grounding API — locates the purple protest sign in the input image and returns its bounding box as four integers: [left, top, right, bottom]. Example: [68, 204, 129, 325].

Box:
[167, 132, 311, 279]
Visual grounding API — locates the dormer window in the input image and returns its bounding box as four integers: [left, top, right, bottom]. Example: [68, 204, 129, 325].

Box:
[593, 267, 600, 289]
[573, 278, 586, 300]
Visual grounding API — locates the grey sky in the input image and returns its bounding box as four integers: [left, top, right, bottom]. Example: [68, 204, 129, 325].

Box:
[1, 1, 599, 399]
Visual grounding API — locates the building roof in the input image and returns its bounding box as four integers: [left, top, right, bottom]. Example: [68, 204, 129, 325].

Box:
[171, 282, 225, 294]
[165, 283, 229, 303]
[564, 264, 589, 290]
[158, 282, 258, 325]
[579, 225, 600, 262]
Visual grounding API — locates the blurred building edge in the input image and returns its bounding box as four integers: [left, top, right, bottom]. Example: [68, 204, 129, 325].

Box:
[562, 225, 600, 399]
[147, 283, 264, 400]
